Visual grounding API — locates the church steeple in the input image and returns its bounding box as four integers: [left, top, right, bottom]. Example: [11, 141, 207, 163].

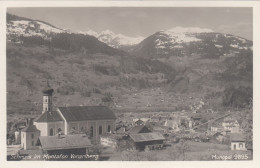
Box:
[42, 80, 54, 113]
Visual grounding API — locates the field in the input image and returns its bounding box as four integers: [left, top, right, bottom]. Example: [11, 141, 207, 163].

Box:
[101, 141, 252, 161]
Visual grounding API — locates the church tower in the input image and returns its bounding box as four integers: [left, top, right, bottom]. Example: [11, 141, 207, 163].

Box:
[42, 81, 54, 113]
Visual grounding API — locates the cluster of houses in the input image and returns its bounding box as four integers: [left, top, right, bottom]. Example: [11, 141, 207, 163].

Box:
[209, 116, 250, 151]
[7, 82, 252, 160]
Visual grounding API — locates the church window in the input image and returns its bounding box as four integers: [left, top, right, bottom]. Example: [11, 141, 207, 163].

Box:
[31, 133, 34, 139]
[90, 126, 93, 137]
[99, 126, 102, 135]
[107, 125, 111, 132]
[50, 128, 54, 136]
[81, 127, 85, 133]
[239, 143, 243, 148]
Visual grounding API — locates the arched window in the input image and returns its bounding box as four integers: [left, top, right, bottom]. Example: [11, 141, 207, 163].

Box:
[31, 133, 34, 139]
[50, 128, 54, 136]
[90, 126, 93, 137]
[233, 144, 236, 150]
[107, 125, 111, 132]
[99, 126, 102, 135]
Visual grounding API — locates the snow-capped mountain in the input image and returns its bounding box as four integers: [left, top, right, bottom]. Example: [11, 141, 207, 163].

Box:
[7, 16, 66, 41]
[79, 29, 145, 49]
[131, 26, 252, 59]
[7, 13, 145, 49]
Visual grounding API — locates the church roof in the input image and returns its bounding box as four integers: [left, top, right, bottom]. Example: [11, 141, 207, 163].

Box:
[21, 125, 39, 132]
[34, 111, 63, 123]
[230, 133, 246, 142]
[57, 106, 116, 122]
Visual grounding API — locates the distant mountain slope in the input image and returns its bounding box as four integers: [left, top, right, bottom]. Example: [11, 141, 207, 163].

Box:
[79, 29, 145, 49]
[7, 13, 64, 40]
[6, 13, 127, 56]
[131, 27, 252, 59]
[6, 14, 253, 115]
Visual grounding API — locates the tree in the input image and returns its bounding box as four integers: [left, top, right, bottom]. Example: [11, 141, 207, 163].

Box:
[176, 139, 190, 160]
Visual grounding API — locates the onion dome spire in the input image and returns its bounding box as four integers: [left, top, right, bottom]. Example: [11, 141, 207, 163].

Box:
[42, 80, 54, 96]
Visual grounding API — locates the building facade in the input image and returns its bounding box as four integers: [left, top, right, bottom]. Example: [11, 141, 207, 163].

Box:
[21, 125, 40, 150]
[230, 133, 247, 151]
[21, 81, 116, 150]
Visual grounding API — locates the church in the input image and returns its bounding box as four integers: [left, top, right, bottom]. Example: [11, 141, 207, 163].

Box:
[21, 81, 116, 150]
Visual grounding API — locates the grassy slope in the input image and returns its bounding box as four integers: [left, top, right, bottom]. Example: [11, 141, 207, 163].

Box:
[7, 40, 252, 122]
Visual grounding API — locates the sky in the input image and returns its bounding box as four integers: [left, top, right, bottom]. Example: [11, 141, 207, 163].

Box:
[7, 7, 253, 40]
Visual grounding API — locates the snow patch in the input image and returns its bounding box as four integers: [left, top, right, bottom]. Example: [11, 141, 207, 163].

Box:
[166, 26, 213, 34]
[214, 44, 223, 48]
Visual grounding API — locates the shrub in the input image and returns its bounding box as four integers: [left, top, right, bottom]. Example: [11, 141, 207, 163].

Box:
[93, 88, 101, 94]
[81, 88, 91, 97]
[102, 92, 113, 102]
[57, 85, 75, 95]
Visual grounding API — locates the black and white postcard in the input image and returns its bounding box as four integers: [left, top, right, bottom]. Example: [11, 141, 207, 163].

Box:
[1, 1, 260, 168]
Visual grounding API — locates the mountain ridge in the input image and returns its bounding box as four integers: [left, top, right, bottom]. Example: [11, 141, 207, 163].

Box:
[6, 13, 253, 115]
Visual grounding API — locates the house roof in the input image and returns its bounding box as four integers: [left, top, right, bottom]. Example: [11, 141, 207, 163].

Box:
[230, 133, 246, 142]
[34, 111, 63, 123]
[21, 125, 39, 132]
[135, 119, 144, 124]
[100, 133, 122, 140]
[165, 120, 179, 127]
[39, 134, 91, 151]
[116, 127, 126, 134]
[130, 132, 165, 142]
[213, 132, 224, 137]
[127, 125, 151, 134]
[223, 119, 237, 123]
[58, 106, 116, 122]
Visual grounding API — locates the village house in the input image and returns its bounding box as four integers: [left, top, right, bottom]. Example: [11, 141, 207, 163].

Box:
[222, 119, 240, 134]
[128, 132, 165, 151]
[100, 133, 121, 148]
[38, 134, 92, 159]
[21, 124, 40, 150]
[20, 81, 117, 151]
[132, 118, 149, 126]
[230, 133, 247, 151]
[127, 125, 151, 135]
[164, 119, 180, 131]
[211, 132, 226, 143]
[210, 122, 224, 133]
[115, 126, 126, 134]
[133, 119, 145, 126]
